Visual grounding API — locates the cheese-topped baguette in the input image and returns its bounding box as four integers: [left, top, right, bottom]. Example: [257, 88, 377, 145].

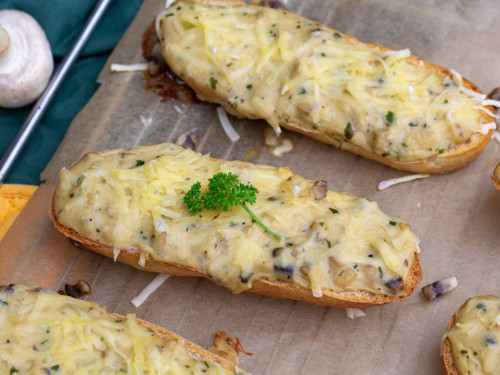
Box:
[51, 142, 421, 307]
[493, 163, 500, 191]
[442, 295, 500, 375]
[157, 0, 495, 173]
[0, 282, 246, 374]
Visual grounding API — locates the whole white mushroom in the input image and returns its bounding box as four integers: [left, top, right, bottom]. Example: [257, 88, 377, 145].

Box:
[0, 10, 53, 108]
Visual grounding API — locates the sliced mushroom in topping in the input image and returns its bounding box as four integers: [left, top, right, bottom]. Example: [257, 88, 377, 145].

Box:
[385, 277, 403, 291]
[421, 276, 457, 301]
[175, 129, 197, 150]
[311, 180, 327, 200]
[59, 280, 92, 298]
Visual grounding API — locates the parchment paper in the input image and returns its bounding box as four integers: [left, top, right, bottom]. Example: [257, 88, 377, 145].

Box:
[1, 1, 499, 373]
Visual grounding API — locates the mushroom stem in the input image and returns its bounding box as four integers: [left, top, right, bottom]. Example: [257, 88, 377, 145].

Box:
[0, 26, 9, 57]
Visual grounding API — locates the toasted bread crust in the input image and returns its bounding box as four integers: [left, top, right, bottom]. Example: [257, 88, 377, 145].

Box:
[50, 193, 422, 308]
[110, 313, 242, 373]
[160, 0, 493, 174]
[493, 163, 500, 191]
[442, 301, 462, 375]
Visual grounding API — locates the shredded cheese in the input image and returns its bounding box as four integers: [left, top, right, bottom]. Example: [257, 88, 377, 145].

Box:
[131, 273, 171, 307]
[378, 174, 430, 190]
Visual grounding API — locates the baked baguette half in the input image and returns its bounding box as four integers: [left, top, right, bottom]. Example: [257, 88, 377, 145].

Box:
[0, 282, 247, 374]
[492, 163, 500, 191]
[442, 295, 500, 375]
[157, 0, 495, 173]
[51, 142, 422, 307]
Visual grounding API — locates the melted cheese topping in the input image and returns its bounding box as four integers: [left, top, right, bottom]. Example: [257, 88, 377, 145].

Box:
[158, 0, 491, 162]
[445, 296, 500, 375]
[54, 143, 418, 297]
[0, 283, 239, 375]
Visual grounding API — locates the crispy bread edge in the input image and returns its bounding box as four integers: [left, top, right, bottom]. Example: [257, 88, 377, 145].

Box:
[50, 193, 422, 308]
[160, 0, 493, 174]
[110, 313, 242, 373]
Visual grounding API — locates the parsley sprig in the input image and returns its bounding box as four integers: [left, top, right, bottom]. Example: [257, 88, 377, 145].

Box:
[183, 172, 281, 241]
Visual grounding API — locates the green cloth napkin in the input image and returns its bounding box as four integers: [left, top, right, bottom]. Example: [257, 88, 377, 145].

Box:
[0, 0, 143, 184]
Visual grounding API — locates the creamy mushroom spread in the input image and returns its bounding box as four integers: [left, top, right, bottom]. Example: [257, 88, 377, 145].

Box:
[445, 296, 500, 375]
[54, 143, 418, 297]
[158, 1, 494, 162]
[0, 283, 239, 374]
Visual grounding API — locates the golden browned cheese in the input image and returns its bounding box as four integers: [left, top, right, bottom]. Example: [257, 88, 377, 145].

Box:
[445, 296, 500, 375]
[0, 283, 243, 374]
[158, 0, 494, 169]
[53, 143, 420, 301]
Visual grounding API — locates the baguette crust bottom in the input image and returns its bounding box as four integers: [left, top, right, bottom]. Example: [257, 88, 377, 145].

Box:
[110, 313, 241, 372]
[50, 195, 422, 308]
[442, 306, 461, 375]
[161, 0, 493, 174]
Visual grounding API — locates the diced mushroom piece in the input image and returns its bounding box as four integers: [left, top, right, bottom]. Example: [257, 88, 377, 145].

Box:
[421, 276, 457, 301]
[311, 180, 328, 200]
[209, 330, 253, 365]
[385, 277, 403, 291]
[329, 257, 356, 286]
[60, 280, 92, 298]
[175, 129, 197, 150]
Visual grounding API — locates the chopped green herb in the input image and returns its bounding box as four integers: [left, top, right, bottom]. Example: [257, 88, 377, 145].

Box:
[476, 303, 487, 310]
[210, 77, 217, 90]
[344, 121, 354, 140]
[298, 87, 307, 95]
[409, 122, 418, 127]
[240, 272, 253, 283]
[285, 116, 290, 122]
[474, 351, 478, 356]
[164, 13, 174, 17]
[329, 208, 339, 214]
[389, 220, 397, 226]
[176, 6, 181, 10]
[319, 222, 324, 226]
[286, 242, 293, 247]
[320, 52, 326, 57]
[333, 32, 341, 39]
[246, 84, 253, 90]
[10, 367, 18, 375]
[378, 266, 384, 278]
[381, 152, 390, 157]
[438, 149, 445, 154]
[226, 62, 232, 67]
[204, 361, 210, 368]
[69, 193, 74, 198]
[51, 365, 60, 372]
[386, 111, 394, 124]
[444, 99, 448, 104]
[461, 350, 468, 354]
[0, 300, 7, 307]
[326, 240, 331, 248]
[132, 160, 145, 168]
[183, 172, 281, 241]
[75, 176, 81, 184]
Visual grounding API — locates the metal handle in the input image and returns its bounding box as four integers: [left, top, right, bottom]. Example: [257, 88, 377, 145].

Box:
[0, 0, 114, 183]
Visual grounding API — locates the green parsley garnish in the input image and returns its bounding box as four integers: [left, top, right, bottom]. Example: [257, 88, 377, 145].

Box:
[210, 77, 217, 90]
[0, 299, 9, 307]
[333, 32, 342, 39]
[132, 160, 145, 168]
[389, 220, 397, 226]
[386, 111, 394, 124]
[326, 240, 331, 248]
[164, 13, 174, 17]
[329, 208, 339, 214]
[246, 84, 253, 90]
[51, 365, 60, 372]
[298, 87, 307, 95]
[378, 266, 384, 278]
[183, 172, 281, 241]
[409, 122, 418, 127]
[476, 303, 487, 310]
[344, 121, 354, 140]
[10, 367, 18, 375]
